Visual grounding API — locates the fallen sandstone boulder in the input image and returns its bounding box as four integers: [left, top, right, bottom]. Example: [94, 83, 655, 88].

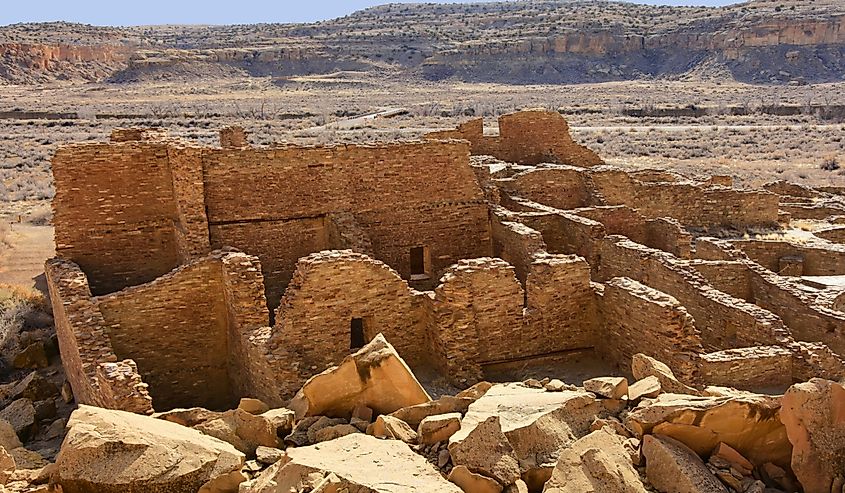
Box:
[780, 378, 845, 493]
[625, 392, 790, 468]
[371, 415, 418, 444]
[194, 408, 284, 456]
[449, 465, 503, 493]
[642, 434, 728, 493]
[543, 427, 647, 493]
[447, 415, 521, 487]
[632, 354, 701, 396]
[55, 405, 245, 493]
[419, 413, 462, 445]
[240, 433, 463, 492]
[288, 334, 431, 419]
[583, 377, 628, 400]
[450, 383, 600, 477]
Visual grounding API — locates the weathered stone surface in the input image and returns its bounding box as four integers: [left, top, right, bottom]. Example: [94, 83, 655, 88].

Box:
[642, 434, 728, 493]
[288, 335, 431, 419]
[56, 405, 245, 493]
[0, 446, 13, 485]
[780, 378, 845, 493]
[0, 373, 58, 407]
[450, 384, 599, 474]
[154, 407, 223, 427]
[543, 428, 646, 493]
[255, 446, 283, 466]
[628, 376, 661, 401]
[449, 416, 521, 486]
[9, 447, 46, 470]
[0, 400, 35, 440]
[625, 393, 790, 468]
[312, 424, 359, 443]
[631, 354, 700, 396]
[238, 398, 269, 415]
[194, 409, 280, 455]
[419, 413, 462, 445]
[0, 422, 21, 452]
[449, 465, 503, 493]
[389, 396, 474, 429]
[584, 377, 628, 400]
[241, 433, 463, 492]
[371, 415, 418, 444]
[13, 342, 49, 369]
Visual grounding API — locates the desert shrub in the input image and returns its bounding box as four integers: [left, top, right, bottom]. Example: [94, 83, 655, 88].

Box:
[0, 285, 50, 359]
[821, 155, 840, 171]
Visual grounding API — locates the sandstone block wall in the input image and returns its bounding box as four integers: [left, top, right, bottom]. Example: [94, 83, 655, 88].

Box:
[426, 110, 604, 166]
[51, 138, 493, 312]
[495, 166, 591, 210]
[599, 277, 701, 382]
[45, 259, 153, 414]
[698, 346, 793, 390]
[730, 239, 845, 276]
[490, 214, 548, 283]
[51, 143, 181, 294]
[95, 253, 248, 411]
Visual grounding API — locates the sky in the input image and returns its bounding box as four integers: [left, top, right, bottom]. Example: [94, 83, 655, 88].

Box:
[0, 0, 740, 27]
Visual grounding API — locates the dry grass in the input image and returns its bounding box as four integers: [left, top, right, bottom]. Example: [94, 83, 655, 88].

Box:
[0, 284, 49, 358]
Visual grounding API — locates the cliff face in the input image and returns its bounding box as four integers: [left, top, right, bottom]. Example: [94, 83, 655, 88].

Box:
[1, 1, 844, 85]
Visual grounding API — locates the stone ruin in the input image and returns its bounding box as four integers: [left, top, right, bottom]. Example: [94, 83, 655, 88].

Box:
[44, 109, 845, 419]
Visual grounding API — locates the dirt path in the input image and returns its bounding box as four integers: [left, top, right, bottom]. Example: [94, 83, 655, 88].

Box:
[0, 223, 54, 293]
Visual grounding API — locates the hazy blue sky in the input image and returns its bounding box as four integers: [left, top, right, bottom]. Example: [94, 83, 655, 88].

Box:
[1, 0, 740, 26]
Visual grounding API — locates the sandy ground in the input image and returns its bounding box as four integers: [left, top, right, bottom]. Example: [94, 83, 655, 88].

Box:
[0, 223, 54, 293]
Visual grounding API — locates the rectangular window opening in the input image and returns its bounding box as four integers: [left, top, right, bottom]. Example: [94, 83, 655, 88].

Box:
[410, 246, 430, 280]
[351, 317, 366, 351]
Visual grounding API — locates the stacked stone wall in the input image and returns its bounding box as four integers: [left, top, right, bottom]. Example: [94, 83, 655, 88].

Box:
[599, 277, 701, 382]
[731, 239, 845, 276]
[426, 110, 604, 166]
[51, 143, 180, 294]
[698, 346, 793, 390]
[95, 255, 236, 411]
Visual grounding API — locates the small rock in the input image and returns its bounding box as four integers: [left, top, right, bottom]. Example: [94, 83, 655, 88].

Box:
[628, 376, 661, 401]
[9, 447, 46, 470]
[522, 379, 543, 389]
[238, 398, 269, 415]
[504, 479, 529, 493]
[350, 416, 369, 432]
[13, 343, 48, 370]
[0, 421, 22, 451]
[448, 465, 503, 493]
[312, 424, 359, 443]
[255, 446, 283, 465]
[438, 448, 451, 468]
[33, 399, 56, 421]
[0, 400, 35, 440]
[371, 415, 418, 444]
[60, 381, 73, 404]
[584, 377, 628, 400]
[0, 446, 14, 484]
[544, 379, 566, 392]
[711, 442, 752, 476]
[418, 413, 461, 445]
[352, 404, 374, 423]
[43, 419, 65, 441]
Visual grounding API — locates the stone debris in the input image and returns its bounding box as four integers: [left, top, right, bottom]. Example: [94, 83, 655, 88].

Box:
[584, 376, 629, 400]
[642, 434, 728, 493]
[239, 433, 463, 493]
[55, 405, 245, 493]
[287, 334, 431, 419]
[418, 412, 462, 445]
[780, 378, 845, 493]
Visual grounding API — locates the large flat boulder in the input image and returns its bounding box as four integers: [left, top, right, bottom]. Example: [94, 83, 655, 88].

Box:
[450, 383, 600, 474]
[55, 405, 245, 493]
[632, 354, 700, 396]
[288, 334, 431, 419]
[543, 428, 647, 493]
[642, 434, 728, 493]
[780, 378, 845, 493]
[240, 433, 462, 493]
[625, 393, 790, 468]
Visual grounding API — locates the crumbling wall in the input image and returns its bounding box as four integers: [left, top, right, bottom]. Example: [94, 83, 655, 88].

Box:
[730, 239, 845, 276]
[95, 254, 236, 411]
[597, 237, 792, 352]
[51, 143, 180, 294]
[490, 214, 548, 283]
[426, 110, 604, 166]
[271, 250, 426, 394]
[494, 166, 591, 210]
[599, 277, 701, 382]
[523, 254, 599, 355]
[167, 145, 211, 262]
[430, 259, 524, 383]
[686, 259, 753, 302]
[698, 346, 793, 390]
[44, 259, 153, 414]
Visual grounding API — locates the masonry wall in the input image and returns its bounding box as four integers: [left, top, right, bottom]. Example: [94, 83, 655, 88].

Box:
[271, 251, 427, 395]
[698, 346, 793, 390]
[426, 110, 604, 166]
[494, 166, 591, 210]
[599, 277, 701, 383]
[51, 143, 180, 294]
[730, 239, 845, 276]
[597, 237, 793, 352]
[44, 259, 153, 414]
[490, 214, 548, 283]
[95, 255, 237, 411]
